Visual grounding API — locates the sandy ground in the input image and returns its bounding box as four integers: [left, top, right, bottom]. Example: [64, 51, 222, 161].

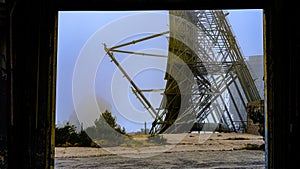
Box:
[55, 133, 265, 169]
[55, 133, 265, 158]
[55, 150, 265, 169]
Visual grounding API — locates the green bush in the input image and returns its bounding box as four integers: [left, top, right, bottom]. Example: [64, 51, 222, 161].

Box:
[55, 110, 127, 147]
[55, 122, 93, 147]
[84, 110, 128, 147]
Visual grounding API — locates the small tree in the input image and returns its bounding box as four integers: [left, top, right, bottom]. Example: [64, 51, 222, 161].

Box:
[55, 122, 93, 147]
[55, 122, 77, 146]
[77, 130, 93, 147]
[85, 110, 127, 147]
[101, 110, 117, 128]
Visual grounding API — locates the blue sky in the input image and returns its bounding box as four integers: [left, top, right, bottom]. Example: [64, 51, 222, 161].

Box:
[56, 10, 263, 132]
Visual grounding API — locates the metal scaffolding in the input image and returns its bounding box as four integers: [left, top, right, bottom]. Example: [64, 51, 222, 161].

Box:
[104, 10, 261, 134]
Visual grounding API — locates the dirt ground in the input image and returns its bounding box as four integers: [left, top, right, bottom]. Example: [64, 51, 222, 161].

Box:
[55, 133, 266, 169]
[55, 133, 264, 158]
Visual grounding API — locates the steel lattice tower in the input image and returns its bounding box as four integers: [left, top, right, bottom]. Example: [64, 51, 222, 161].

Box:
[104, 10, 261, 134]
[149, 10, 261, 134]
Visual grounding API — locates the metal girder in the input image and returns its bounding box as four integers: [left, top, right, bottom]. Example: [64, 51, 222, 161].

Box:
[150, 10, 261, 134]
[103, 10, 261, 134]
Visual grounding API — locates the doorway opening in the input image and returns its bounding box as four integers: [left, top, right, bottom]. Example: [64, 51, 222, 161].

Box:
[55, 9, 265, 168]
